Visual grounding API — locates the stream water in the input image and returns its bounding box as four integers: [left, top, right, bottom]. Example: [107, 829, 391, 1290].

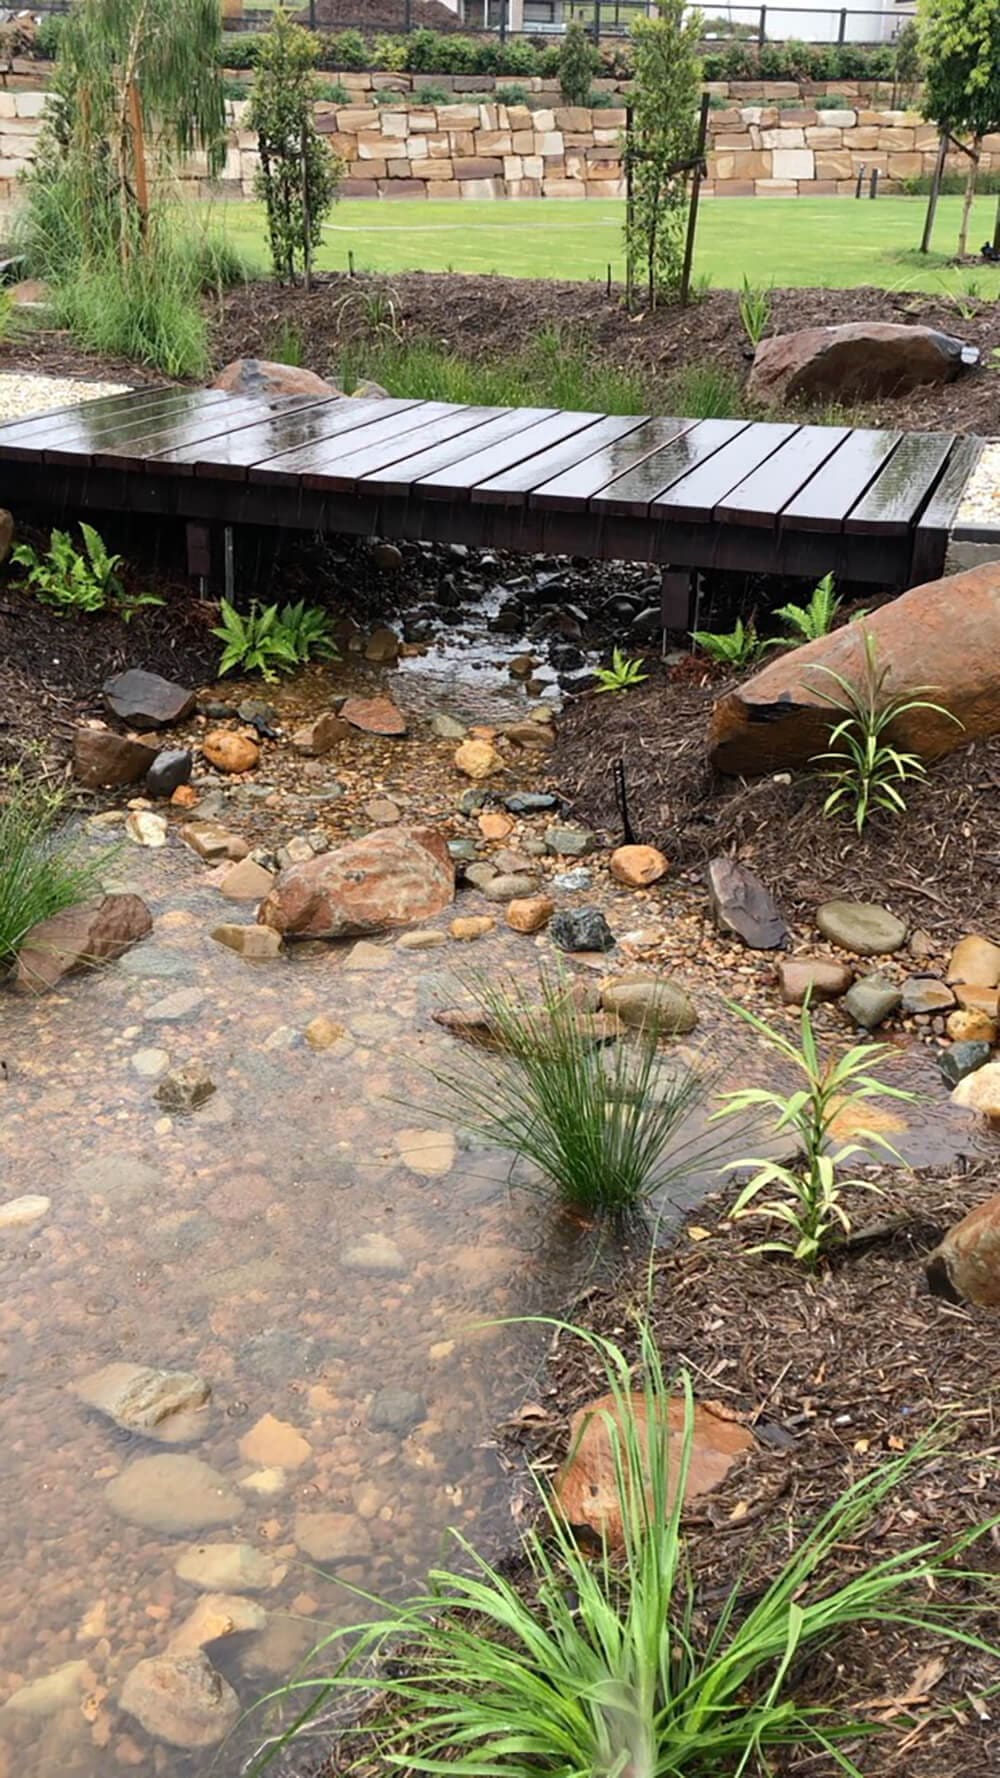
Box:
[0, 604, 988, 1778]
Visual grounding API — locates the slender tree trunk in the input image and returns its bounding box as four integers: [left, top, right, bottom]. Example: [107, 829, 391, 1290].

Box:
[127, 81, 150, 235]
[958, 135, 981, 258]
[993, 192, 1000, 256]
[301, 120, 312, 292]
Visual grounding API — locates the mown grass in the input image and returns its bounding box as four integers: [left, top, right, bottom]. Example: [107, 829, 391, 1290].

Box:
[198, 194, 1000, 294]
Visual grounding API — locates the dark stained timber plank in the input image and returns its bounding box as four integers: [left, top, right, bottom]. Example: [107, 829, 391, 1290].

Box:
[716, 426, 851, 527]
[530, 416, 696, 511]
[472, 414, 650, 506]
[590, 419, 749, 516]
[0, 389, 233, 462]
[909, 435, 982, 584]
[653, 422, 799, 522]
[845, 431, 955, 535]
[83, 395, 318, 471]
[781, 429, 901, 532]
[298, 403, 496, 490]
[0, 385, 176, 440]
[159, 398, 409, 479]
[416, 410, 608, 502]
[359, 407, 547, 497]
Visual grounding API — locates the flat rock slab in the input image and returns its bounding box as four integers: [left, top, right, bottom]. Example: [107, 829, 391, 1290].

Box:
[0, 1193, 50, 1230]
[103, 669, 197, 731]
[707, 856, 788, 950]
[340, 695, 407, 736]
[106, 1453, 242, 1534]
[600, 978, 697, 1034]
[15, 893, 152, 994]
[293, 1511, 372, 1563]
[174, 1542, 279, 1593]
[75, 1362, 210, 1441]
[816, 900, 906, 956]
[900, 977, 955, 1016]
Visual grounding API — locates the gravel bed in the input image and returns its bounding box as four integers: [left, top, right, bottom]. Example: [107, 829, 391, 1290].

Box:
[0, 370, 130, 421]
[956, 438, 1000, 527]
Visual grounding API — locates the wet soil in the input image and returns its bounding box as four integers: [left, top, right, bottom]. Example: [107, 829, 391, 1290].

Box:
[213, 274, 1000, 435]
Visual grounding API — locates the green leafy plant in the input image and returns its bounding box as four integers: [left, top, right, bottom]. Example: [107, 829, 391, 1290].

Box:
[810, 627, 960, 833]
[11, 522, 134, 617]
[594, 647, 648, 693]
[252, 1317, 1000, 1778]
[919, 0, 1000, 257]
[558, 17, 600, 106]
[738, 274, 772, 349]
[715, 999, 914, 1267]
[420, 968, 709, 1221]
[774, 570, 841, 643]
[0, 767, 105, 970]
[249, 7, 342, 287]
[212, 598, 337, 681]
[691, 615, 769, 668]
[626, 0, 704, 306]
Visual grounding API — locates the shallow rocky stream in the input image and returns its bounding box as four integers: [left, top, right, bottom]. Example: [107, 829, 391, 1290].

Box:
[0, 574, 990, 1778]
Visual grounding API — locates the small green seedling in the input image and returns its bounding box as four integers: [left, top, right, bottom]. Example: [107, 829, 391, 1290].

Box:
[594, 647, 648, 693]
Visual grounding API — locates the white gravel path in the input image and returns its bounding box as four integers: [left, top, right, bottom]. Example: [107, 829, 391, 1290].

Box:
[0, 370, 130, 421]
[956, 439, 1000, 529]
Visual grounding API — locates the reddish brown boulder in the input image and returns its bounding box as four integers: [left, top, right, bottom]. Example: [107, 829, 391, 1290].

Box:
[73, 726, 157, 789]
[212, 358, 340, 400]
[610, 845, 669, 887]
[258, 825, 453, 940]
[926, 1193, 1000, 1307]
[340, 696, 408, 737]
[748, 322, 971, 405]
[556, 1391, 753, 1552]
[14, 894, 152, 993]
[709, 563, 1000, 777]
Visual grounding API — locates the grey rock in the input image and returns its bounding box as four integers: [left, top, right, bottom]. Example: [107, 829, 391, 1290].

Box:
[448, 838, 478, 863]
[551, 908, 614, 953]
[708, 856, 789, 950]
[103, 669, 197, 732]
[504, 791, 559, 815]
[522, 836, 549, 858]
[117, 945, 193, 981]
[545, 825, 596, 858]
[144, 988, 205, 1024]
[900, 977, 956, 1016]
[457, 788, 490, 815]
[369, 1386, 426, 1434]
[940, 1040, 993, 1088]
[431, 714, 467, 740]
[552, 867, 593, 892]
[816, 900, 907, 956]
[464, 861, 499, 890]
[843, 975, 902, 1031]
[372, 541, 403, 571]
[482, 873, 540, 902]
[147, 748, 193, 798]
[600, 979, 697, 1034]
[119, 1652, 240, 1749]
[240, 1328, 344, 1383]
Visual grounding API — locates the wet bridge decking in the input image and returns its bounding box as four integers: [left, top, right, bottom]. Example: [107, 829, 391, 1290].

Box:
[0, 385, 985, 589]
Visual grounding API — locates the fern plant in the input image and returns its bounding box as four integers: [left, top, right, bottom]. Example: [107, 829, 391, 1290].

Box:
[13, 523, 122, 615]
[212, 599, 338, 682]
[809, 628, 961, 833]
[594, 647, 648, 693]
[691, 617, 770, 669]
[775, 571, 840, 644]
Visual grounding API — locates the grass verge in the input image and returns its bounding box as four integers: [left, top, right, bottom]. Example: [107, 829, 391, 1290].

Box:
[0, 770, 103, 970]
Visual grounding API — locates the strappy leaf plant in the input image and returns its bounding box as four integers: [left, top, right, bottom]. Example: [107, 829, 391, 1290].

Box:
[249, 1318, 1000, 1778]
[594, 647, 649, 693]
[714, 998, 914, 1267]
[809, 627, 961, 833]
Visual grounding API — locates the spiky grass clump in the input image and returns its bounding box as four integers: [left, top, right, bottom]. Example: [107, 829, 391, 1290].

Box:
[0, 772, 103, 969]
[253, 1319, 1000, 1777]
[423, 969, 707, 1220]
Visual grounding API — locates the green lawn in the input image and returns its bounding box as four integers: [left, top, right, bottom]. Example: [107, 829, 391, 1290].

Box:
[207, 194, 1000, 294]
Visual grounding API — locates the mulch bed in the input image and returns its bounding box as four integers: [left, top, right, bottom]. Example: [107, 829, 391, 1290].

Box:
[213, 274, 1000, 435]
[552, 661, 1000, 940]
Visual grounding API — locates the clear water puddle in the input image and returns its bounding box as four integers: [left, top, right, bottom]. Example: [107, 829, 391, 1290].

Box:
[0, 638, 989, 1777]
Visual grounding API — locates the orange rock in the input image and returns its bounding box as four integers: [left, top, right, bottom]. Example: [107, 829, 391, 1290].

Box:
[947, 1008, 997, 1044]
[556, 1392, 753, 1552]
[450, 916, 495, 941]
[202, 730, 260, 775]
[171, 784, 198, 808]
[340, 696, 407, 737]
[709, 562, 1000, 777]
[478, 811, 514, 841]
[455, 738, 502, 780]
[954, 983, 1000, 1016]
[610, 845, 669, 888]
[926, 1192, 1000, 1307]
[259, 826, 454, 939]
[947, 935, 1000, 989]
[506, 896, 555, 934]
[238, 1413, 311, 1470]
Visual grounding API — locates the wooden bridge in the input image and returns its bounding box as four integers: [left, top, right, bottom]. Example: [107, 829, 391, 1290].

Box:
[0, 386, 988, 604]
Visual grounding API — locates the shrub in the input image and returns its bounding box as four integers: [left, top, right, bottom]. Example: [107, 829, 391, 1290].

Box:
[626, 0, 704, 305]
[257, 1318, 1000, 1778]
[249, 7, 342, 286]
[371, 32, 407, 72]
[409, 80, 452, 105]
[212, 598, 338, 681]
[716, 999, 913, 1266]
[329, 26, 367, 69]
[219, 32, 262, 69]
[0, 767, 105, 968]
[34, 13, 64, 59]
[419, 967, 708, 1220]
[559, 18, 599, 105]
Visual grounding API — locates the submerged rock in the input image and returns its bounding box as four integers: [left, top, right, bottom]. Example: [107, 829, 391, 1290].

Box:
[119, 1652, 240, 1749]
[174, 1543, 280, 1593]
[154, 1063, 217, 1114]
[74, 1362, 210, 1441]
[106, 1453, 241, 1534]
[258, 826, 453, 940]
[14, 893, 152, 994]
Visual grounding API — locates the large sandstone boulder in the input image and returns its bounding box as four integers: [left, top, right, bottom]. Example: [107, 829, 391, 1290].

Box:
[709, 563, 1000, 778]
[748, 321, 973, 404]
[212, 358, 342, 400]
[14, 893, 152, 993]
[258, 825, 454, 940]
[556, 1391, 753, 1552]
[925, 1192, 1000, 1307]
[73, 726, 157, 789]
